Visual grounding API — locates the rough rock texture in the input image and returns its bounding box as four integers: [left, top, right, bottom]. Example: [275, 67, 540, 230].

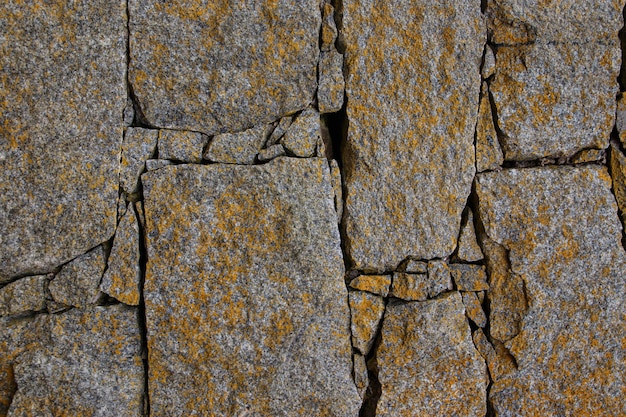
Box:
[476, 83, 504, 172]
[318, 49, 345, 114]
[48, 245, 107, 308]
[0, 276, 47, 317]
[120, 127, 159, 195]
[100, 204, 142, 306]
[281, 108, 322, 157]
[377, 293, 488, 416]
[389, 271, 451, 302]
[457, 209, 485, 262]
[349, 290, 385, 355]
[610, 143, 626, 215]
[3, 305, 143, 416]
[0, 0, 126, 280]
[461, 291, 487, 328]
[450, 264, 489, 292]
[342, 0, 485, 271]
[349, 274, 391, 297]
[205, 124, 267, 164]
[158, 129, 209, 163]
[129, 0, 320, 135]
[616, 95, 626, 146]
[476, 166, 626, 416]
[491, 42, 620, 160]
[142, 158, 360, 416]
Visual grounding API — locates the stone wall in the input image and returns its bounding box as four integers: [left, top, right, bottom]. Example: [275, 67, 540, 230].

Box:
[1, 1, 625, 416]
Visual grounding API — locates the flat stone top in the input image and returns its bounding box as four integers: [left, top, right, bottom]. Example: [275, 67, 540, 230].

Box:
[129, 0, 320, 135]
[142, 158, 360, 416]
[0, 0, 127, 280]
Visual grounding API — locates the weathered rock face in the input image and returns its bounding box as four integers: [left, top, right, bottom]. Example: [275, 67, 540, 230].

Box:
[129, 0, 320, 135]
[142, 158, 360, 416]
[0, 0, 127, 280]
[377, 293, 488, 416]
[342, 0, 485, 271]
[476, 166, 626, 416]
[3, 306, 144, 416]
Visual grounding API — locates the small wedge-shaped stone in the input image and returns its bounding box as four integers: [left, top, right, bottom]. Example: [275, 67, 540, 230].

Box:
[330, 159, 344, 222]
[570, 149, 605, 164]
[491, 42, 620, 160]
[0, 0, 126, 281]
[476, 83, 503, 172]
[204, 124, 266, 164]
[7, 306, 143, 417]
[476, 165, 626, 416]
[461, 291, 487, 328]
[616, 95, 626, 147]
[450, 264, 489, 292]
[342, 0, 484, 271]
[281, 108, 321, 157]
[377, 293, 487, 416]
[256, 144, 286, 163]
[610, 143, 626, 215]
[321, 3, 338, 51]
[129, 0, 320, 135]
[158, 129, 208, 163]
[482, 46, 496, 79]
[349, 291, 385, 355]
[143, 158, 360, 416]
[353, 353, 368, 400]
[457, 209, 484, 261]
[49, 245, 107, 308]
[120, 127, 158, 194]
[145, 159, 173, 171]
[0, 276, 47, 317]
[402, 259, 428, 274]
[100, 205, 141, 306]
[349, 274, 391, 297]
[318, 49, 345, 114]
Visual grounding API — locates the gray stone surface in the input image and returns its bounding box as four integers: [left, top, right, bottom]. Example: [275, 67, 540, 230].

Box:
[129, 0, 320, 135]
[342, 0, 484, 271]
[353, 353, 368, 400]
[0, 0, 126, 280]
[158, 129, 209, 163]
[0, 275, 47, 317]
[204, 124, 267, 164]
[318, 49, 345, 114]
[476, 166, 626, 416]
[482, 45, 496, 79]
[349, 290, 385, 355]
[390, 270, 452, 302]
[610, 143, 626, 217]
[377, 293, 487, 416]
[6, 306, 144, 417]
[402, 259, 428, 274]
[461, 291, 487, 328]
[100, 204, 142, 306]
[491, 42, 620, 160]
[120, 127, 158, 195]
[281, 107, 321, 157]
[321, 2, 338, 51]
[257, 144, 286, 163]
[487, 0, 624, 44]
[266, 116, 293, 147]
[48, 245, 107, 308]
[145, 159, 173, 171]
[617, 95, 626, 147]
[450, 264, 489, 292]
[142, 158, 360, 416]
[330, 159, 343, 222]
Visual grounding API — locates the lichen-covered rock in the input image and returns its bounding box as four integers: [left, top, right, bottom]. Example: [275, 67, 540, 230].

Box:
[321, 2, 338, 51]
[570, 148, 605, 164]
[377, 293, 487, 416]
[487, 0, 624, 44]
[158, 129, 209, 163]
[616, 95, 626, 147]
[0, 276, 47, 317]
[610, 143, 626, 216]
[100, 204, 141, 306]
[491, 42, 620, 160]
[457, 209, 484, 262]
[349, 274, 391, 297]
[476, 166, 626, 416]
[129, 0, 320, 135]
[353, 353, 369, 400]
[330, 159, 344, 222]
[318, 49, 345, 114]
[120, 127, 158, 195]
[342, 0, 484, 271]
[145, 159, 173, 171]
[256, 144, 286, 162]
[281, 108, 322, 157]
[390, 270, 452, 302]
[48, 245, 107, 308]
[476, 83, 504, 172]
[204, 124, 267, 164]
[482, 45, 496, 79]
[349, 290, 385, 355]
[461, 291, 487, 328]
[0, 0, 126, 281]
[402, 259, 428, 274]
[142, 158, 360, 416]
[6, 306, 144, 417]
[450, 264, 489, 292]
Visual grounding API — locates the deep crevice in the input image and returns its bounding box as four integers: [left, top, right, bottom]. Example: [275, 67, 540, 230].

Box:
[133, 201, 151, 417]
[358, 300, 385, 417]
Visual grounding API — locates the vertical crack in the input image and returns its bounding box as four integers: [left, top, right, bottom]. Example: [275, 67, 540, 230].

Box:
[134, 202, 150, 417]
[358, 303, 384, 417]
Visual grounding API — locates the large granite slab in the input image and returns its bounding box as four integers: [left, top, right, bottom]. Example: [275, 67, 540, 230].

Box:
[142, 158, 360, 416]
[476, 166, 626, 416]
[342, 0, 485, 271]
[129, 0, 320, 134]
[0, 0, 127, 280]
